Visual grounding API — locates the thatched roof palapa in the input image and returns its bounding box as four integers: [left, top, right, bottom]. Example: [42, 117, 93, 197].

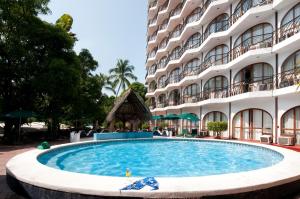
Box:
[106, 89, 151, 123]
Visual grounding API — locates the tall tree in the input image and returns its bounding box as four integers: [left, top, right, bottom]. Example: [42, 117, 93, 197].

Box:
[129, 82, 147, 100]
[0, 0, 82, 142]
[109, 59, 137, 96]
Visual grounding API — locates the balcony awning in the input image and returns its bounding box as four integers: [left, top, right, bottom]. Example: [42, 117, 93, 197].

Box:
[163, 113, 180, 120]
[179, 113, 199, 121]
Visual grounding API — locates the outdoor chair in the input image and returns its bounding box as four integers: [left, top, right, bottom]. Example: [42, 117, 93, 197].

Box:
[179, 129, 189, 137]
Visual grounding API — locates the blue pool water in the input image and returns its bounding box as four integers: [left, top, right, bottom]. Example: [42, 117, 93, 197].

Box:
[38, 139, 283, 177]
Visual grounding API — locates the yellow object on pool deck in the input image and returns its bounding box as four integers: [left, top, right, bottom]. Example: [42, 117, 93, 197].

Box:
[126, 169, 131, 177]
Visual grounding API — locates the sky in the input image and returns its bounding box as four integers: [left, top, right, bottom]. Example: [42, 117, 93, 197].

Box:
[40, 0, 148, 94]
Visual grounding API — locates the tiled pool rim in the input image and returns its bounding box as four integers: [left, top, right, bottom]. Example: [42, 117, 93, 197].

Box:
[6, 138, 300, 198]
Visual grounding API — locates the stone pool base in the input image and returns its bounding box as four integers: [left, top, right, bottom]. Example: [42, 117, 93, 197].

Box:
[7, 172, 300, 199]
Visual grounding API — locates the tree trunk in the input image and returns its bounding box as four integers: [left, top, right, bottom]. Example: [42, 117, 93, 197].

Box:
[3, 120, 14, 144]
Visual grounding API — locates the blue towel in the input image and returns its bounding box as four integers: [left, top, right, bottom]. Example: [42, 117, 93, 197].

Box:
[121, 177, 159, 190]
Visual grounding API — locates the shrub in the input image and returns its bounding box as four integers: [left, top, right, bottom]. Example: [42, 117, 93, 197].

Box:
[207, 121, 228, 138]
[159, 122, 168, 129]
[141, 122, 150, 130]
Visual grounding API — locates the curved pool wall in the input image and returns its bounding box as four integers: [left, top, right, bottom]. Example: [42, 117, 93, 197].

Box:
[6, 138, 300, 199]
[93, 132, 153, 140]
[37, 139, 284, 177]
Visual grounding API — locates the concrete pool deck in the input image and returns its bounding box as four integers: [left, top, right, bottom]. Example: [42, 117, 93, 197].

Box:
[5, 138, 300, 198]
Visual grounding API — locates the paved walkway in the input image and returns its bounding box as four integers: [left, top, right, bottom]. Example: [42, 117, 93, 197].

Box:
[0, 140, 69, 199]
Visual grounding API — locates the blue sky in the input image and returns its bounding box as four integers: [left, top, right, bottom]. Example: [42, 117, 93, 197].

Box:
[40, 0, 147, 93]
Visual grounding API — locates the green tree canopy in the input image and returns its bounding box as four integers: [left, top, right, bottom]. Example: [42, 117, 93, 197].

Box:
[0, 0, 102, 142]
[56, 14, 73, 32]
[129, 82, 147, 100]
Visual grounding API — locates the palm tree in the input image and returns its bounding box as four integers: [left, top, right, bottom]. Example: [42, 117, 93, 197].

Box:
[105, 79, 117, 96]
[109, 59, 137, 96]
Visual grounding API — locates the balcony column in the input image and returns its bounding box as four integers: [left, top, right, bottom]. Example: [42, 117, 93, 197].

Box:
[229, 102, 232, 139]
[230, 36, 232, 61]
[275, 97, 278, 144]
[275, 54, 279, 89]
[200, 79, 203, 99]
[199, 106, 202, 132]
[275, 11, 278, 44]
[229, 69, 232, 96]
[180, 109, 183, 135]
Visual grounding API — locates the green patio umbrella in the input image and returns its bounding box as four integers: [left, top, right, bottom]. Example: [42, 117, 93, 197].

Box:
[4, 110, 38, 142]
[152, 115, 163, 120]
[164, 113, 180, 120]
[179, 112, 199, 121]
[5, 110, 37, 119]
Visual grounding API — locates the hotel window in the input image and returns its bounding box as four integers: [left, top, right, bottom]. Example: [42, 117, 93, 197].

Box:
[234, 23, 273, 50]
[183, 59, 200, 76]
[204, 45, 229, 66]
[204, 14, 229, 39]
[169, 68, 181, 84]
[171, 24, 183, 38]
[168, 89, 180, 106]
[233, 0, 270, 24]
[158, 94, 166, 108]
[203, 76, 228, 99]
[159, 18, 169, 31]
[282, 50, 300, 72]
[158, 75, 167, 88]
[203, 112, 227, 130]
[281, 3, 300, 28]
[186, 7, 202, 24]
[150, 97, 156, 109]
[282, 106, 300, 145]
[148, 64, 157, 75]
[184, 32, 201, 49]
[233, 63, 273, 92]
[158, 37, 168, 49]
[171, 1, 184, 17]
[157, 56, 167, 69]
[169, 46, 181, 61]
[183, 84, 199, 103]
[233, 109, 273, 141]
[280, 50, 300, 88]
[149, 81, 157, 92]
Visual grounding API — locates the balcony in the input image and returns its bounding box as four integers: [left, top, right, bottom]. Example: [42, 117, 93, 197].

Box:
[170, 1, 185, 17]
[231, 33, 274, 60]
[147, 0, 273, 62]
[148, 14, 158, 26]
[149, 0, 158, 10]
[202, 88, 229, 100]
[159, 0, 169, 12]
[149, 67, 300, 110]
[278, 67, 300, 89]
[279, 15, 300, 42]
[231, 77, 274, 96]
[157, 102, 167, 108]
[182, 95, 201, 103]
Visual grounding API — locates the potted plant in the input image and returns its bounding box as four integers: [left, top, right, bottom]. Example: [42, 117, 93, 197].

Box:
[207, 121, 228, 139]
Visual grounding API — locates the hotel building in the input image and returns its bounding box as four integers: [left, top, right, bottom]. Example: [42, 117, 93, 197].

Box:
[145, 0, 300, 145]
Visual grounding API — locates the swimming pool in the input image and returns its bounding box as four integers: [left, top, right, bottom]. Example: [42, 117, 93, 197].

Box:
[38, 139, 283, 177]
[6, 138, 300, 198]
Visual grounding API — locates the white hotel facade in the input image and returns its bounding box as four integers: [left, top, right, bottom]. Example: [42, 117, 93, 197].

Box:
[145, 0, 300, 144]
